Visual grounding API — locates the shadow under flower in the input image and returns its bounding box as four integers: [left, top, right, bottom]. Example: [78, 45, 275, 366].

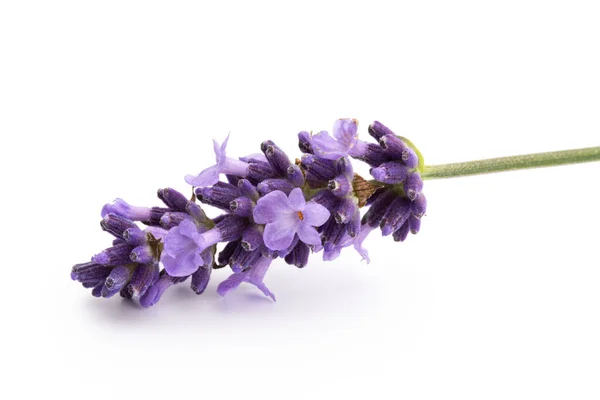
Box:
[82, 260, 380, 331]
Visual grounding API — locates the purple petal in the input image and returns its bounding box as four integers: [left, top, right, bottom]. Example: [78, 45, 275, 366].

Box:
[332, 118, 358, 147]
[354, 225, 374, 263]
[160, 252, 193, 276]
[162, 222, 205, 276]
[309, 131, 351, 160]
[216, 272, 246, 297]
[246, 258, 276, 301]
[251, 281, 276, 301]
[161, 249, 202, 277]
[164, 225, 196, 257]
[252, 190, 293, 224]
[218, 134, 229, 162]
[302, 202, 330, 227]
[263, 220, 297, 251]
[177, 219, 200, 239]
[296, 223, 322, 246]
[212, 139, 222, 162]
[185, 135, 229, 187]
[288, 188, 306, 211]
[185, 165, 220, 187]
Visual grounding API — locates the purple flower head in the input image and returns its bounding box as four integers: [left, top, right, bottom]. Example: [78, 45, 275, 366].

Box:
[185, 135, 250, 187]
[161, 219, 212, 277]
[309, 119, 368, 160]
[73, 119, 429, 307]
[253, 188, 330, 251]
[217, 256, 275, 301]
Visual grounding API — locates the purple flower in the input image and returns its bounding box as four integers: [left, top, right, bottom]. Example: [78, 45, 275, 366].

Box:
[309, 119, 368, 160]
[253, 188, 330, 251]
[162, 215, 247, 276]
[161, 219, 211, 277]
[185, 135, 250, 187]
[217, 256, 275, 301]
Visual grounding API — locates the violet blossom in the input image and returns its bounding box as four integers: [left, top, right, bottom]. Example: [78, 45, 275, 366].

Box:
[308, 118, 369, 160]
[185, 135, 250, 187]
[253, 188, 330, 251]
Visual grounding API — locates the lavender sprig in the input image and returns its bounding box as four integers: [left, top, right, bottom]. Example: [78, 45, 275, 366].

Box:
[71, 119, 600, 307]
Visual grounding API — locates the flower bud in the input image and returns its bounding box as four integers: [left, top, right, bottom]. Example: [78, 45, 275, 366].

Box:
[287, 164, 305, 187]
[247, 161, 278, 182]
[160, 212, 189, 229]
[92, 243, 135, 266]
[130, 245, 155, 264]
[404, 172, 424, 201]
[100, 213, 136, 239]
[284, 242, 310, 268]
[410, 194, 427, 219]
[328, 175, 351, 197]
[368, 121, 396, 141]
[230, 196, 254, 217]
[393, 222, 410, 242]
[128, 263, 160, 298]
[335, 197, 357, 224]
[262, 140, 292, 176]
[196, 182, 240, 210]
[298, 131, 313, 154]
[157, 188, 189, 212]
[380, 197, 411, 236]
[370, 161, 409, 184]
[361, 189, 396, 227]
[101, 265, 132, 298]
[237, 179, 260, 201]
[257, 178, 296, 195]
[191, 266, 212, 295]
[241, 227, 263, 252]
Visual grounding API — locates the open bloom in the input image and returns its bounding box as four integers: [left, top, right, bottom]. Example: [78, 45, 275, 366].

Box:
[309, 119, 368, 160]
[185, 135, 250, 187]
[253, 188, 330, 251]
[161, 219, 211, 276]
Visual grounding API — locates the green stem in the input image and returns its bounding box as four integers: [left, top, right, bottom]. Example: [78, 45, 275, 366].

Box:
[421, 146, 600, 180]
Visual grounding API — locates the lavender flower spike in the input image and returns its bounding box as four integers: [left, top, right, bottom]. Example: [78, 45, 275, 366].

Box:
[253, 188, 330, 251]
[185, 134, 249, 187]
[309, 119, 368, 160]
[73, 118, 439, 307]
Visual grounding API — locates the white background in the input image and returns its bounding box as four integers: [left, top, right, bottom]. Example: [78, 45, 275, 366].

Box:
[1, 1, 599, 399]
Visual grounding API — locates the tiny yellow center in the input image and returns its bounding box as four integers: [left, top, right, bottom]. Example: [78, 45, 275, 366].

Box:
[297, 211, 304, 221]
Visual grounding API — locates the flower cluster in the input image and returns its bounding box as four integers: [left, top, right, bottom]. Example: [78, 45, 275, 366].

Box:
[71, 119, 427, 306]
